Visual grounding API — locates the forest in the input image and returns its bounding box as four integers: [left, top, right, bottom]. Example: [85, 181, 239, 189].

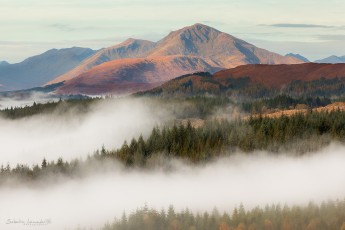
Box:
[2, 109, 345, 183]
[0, 97, 100, 119]
[103, 200, 345, 230]
[0, 94, 340, 120]
[1, 95, 345, 229]
[139, 72, 345, 100]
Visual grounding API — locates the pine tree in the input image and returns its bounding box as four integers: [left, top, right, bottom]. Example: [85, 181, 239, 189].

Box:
[41, 158, 47, 169]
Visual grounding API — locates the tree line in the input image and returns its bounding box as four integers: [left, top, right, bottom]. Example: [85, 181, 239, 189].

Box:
[0, 98, 100, 119]
[103, 200, 345, 230]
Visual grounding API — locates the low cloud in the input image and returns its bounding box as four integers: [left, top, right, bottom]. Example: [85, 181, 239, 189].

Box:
[264, 23, 336, 29]
[0, 98, 168, 166]
[1, 144, 345, 229]
[49, 24, 76, 32]
[315, 34, 345, 41]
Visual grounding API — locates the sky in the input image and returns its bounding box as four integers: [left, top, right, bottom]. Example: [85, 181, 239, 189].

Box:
[1, 0, 345, 63]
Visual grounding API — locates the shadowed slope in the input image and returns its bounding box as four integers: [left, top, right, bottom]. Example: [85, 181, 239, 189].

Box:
[0, 47, 96, 91]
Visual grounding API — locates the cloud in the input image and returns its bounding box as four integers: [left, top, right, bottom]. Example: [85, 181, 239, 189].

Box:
[48, 24, 103, 32]
[265, 23, 336, 29]
[315, 34, 345, 41]
[247, 38, 345, 61]
[49, 24, 76, 32]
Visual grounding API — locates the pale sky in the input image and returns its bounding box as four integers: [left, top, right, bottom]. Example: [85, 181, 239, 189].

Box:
[1, 0, 345, 63]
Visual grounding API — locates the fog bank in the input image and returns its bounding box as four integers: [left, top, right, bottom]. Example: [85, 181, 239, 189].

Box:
[0, 98, 165, 166]
[1, 144, 345, 229]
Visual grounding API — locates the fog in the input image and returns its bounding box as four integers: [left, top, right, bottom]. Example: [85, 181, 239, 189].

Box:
[1, 98, 345, 229]
[0, 93, 59, 109]
[0, 98, 166, 166]
[1, 144, 345, 229]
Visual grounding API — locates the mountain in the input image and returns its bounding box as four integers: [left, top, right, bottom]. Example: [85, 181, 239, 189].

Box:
[56, 55, 222, 95]
[0, 47, 96, 91]
[0, 61, 9, 66]
[315, 55, 345, 63]
[285, 53, 310, 62]
[48, 39, 156, 85]
[147, 24, 302, 68]
[140, 63, 345, 97]
[46, 23, 303, 95]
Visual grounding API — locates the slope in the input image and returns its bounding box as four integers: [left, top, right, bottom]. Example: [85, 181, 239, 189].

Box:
[56, 55, 222, 95]
[0, 47, 96, 91]
[48, 39, 156, 85]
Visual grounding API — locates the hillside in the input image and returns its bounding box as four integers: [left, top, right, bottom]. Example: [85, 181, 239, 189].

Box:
[0, 47, 96, 91]
[56, 56, 221, 95]
[48, 39, 156, 85]
[139, 63, 345, 98]
[213, 62, 345, 87]
[251, 102, 345, 119]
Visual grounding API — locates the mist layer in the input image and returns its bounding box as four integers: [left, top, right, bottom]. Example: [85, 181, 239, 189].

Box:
[1, 145, 345, 229]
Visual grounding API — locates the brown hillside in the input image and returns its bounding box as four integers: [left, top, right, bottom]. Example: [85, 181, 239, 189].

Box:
[57, 55, 221, 95]
[257, 102, 345, 119]
[48, 39, 156, 85]
[214, 63, 345, 88]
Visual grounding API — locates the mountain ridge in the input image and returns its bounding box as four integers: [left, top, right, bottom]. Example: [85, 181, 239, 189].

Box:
[48, 23, 303, 95]
[0, 61, 9, 66]
[315, 55, 345, 63]
[0, 47, 96, 91]
[147, 23, 302, 67]
[285, 53, 310, 62]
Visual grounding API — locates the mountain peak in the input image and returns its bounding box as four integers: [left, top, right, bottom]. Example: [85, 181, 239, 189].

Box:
[184, 23, 220, 32]
[148, 23, 302, 68]
[285, 53, 310, 62]
[148, 23, 229, 59]
[169, 23, 222, 42]
[111, 38, 155, 49]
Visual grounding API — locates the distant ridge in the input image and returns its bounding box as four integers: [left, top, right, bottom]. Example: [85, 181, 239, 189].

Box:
[0, 47, 96, 91]
[0, 61, 9, 66]
[285, 53, 310, 62]
[315, 55, 345, 63]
